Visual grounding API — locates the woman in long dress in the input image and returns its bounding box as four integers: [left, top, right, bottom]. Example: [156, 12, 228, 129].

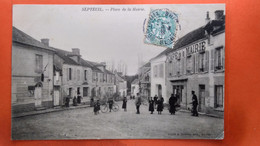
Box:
[157, 97, 164, 114]
[148, 97, 154, 114]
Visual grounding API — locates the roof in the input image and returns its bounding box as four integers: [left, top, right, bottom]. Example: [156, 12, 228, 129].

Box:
[82, 60, 103, 73]
[53, 47, 103, 73]
[173, 26, 206, 50]
[105, 69, 114, 75]
[12, 26, 54, 52]
[170, 15, 225, 51]
[53, 48, 80, 66]
[150, 48, 173, 61]
[140, 62, 151, 69]
[131, 78, 139, 84]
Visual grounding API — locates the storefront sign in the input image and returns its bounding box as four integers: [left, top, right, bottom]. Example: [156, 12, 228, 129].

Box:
[186, 41, 206, 55]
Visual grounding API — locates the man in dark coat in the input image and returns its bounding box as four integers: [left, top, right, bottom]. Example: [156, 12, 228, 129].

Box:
[169, 94, 177, 115]
[108, 98, 114, 112]
[73, 96, 78, 106]
[157, 96, 164, 114]
[191, 91, 199, 117]
[122, 96, 127, 111]
[148, 97, 154, 114]
[135, 93, 142, 114]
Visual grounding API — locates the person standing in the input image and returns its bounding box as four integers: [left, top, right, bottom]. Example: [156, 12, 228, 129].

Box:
[108, 97, 114, 112]
[73, 96, 78, 106]
[94, 100, 100, 115]
[191, 91, 199, 117]
[157, 96, 164, 114]
[154, 95, 158, 109]
[169, 94, 177, 115]
[135, 93, 142, 114]
[122, 96, 127, 111]
[148, 97, 154, 114]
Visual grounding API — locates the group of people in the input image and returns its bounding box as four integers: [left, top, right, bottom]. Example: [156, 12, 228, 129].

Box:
[92, 90, 199, 117]
[65, 95, 82, 107]
[148, 95, 164, 114]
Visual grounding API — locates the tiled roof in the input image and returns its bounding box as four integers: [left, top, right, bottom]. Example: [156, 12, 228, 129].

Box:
[53, 48, 79, 66]
[12, 26, 54, 51]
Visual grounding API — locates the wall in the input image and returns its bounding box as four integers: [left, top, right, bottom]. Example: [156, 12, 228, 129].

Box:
[12, 43, 54, 112]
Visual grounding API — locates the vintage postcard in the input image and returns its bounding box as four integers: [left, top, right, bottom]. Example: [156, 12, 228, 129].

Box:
[12, 4, 225, 139]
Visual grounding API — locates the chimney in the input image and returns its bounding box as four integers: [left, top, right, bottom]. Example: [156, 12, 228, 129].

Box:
[215, 10, 224, 20]
[205, 11, 210, 24]
[41, 38, 49, 46]
[71, 48, 80, 56]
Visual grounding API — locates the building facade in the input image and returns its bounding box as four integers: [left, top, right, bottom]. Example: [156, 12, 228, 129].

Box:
[150, 48, 172, 102]
[166, 10, 225, 117]
[12, 27, 55, 113]
[115, 72, 127, 98]
[138, 62, 151, 99]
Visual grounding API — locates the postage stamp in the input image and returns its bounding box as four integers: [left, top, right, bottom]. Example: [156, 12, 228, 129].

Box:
[144, 8, 179, 48]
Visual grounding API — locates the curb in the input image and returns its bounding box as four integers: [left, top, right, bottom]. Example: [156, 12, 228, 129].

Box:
[12, 104, 91, 118]
[178, 109, 223, 119]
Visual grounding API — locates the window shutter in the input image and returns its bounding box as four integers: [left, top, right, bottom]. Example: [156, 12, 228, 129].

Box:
[222, 47, 225, 70]
[183, 57, 186, 75]
[205, 51, 209, 72]
[67, 68, 69, 81]
[195, 54, 199, 73]
[210, 49, 215, 72]
[192, 55, 195, 73]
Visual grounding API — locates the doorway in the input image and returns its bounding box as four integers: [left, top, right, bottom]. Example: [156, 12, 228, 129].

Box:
[198, 85, 206, 113]
[157, 84, 162, 97]
[34, 82, 43, 107]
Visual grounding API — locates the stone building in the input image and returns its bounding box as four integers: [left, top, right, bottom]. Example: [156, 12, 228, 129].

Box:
[115, 72, 127, 98]
[150, 48, 173, 102]
[12, 27, 55, 113]
[166, 10, 225, 117]
[138, 62, 151, 99]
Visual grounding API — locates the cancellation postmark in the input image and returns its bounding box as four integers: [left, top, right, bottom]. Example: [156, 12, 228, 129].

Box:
[144, 8, 179, 48]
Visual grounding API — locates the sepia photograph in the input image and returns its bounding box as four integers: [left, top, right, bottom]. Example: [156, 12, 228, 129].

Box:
[11, 4, 225, 139]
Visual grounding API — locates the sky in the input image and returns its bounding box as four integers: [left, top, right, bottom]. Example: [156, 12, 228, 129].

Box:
[13, 4, 225, 75]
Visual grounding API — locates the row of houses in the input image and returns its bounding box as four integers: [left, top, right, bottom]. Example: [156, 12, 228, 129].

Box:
[12, 27, 127, 113]
[131, 10, 225, 117]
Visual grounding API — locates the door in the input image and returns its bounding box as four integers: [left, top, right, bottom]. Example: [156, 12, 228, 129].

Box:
[34, 85, 42, 107]
[158, 84, 162, 97]
[199, 85, 206, 112]
[54, 89, 60, 106]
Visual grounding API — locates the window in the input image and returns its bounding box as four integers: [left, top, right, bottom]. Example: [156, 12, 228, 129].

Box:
[159, 64, 164, 78]
[77, 69, 80, 81]
[153, 65, 158, 77]
[198, 51, 209, 73]
[83, 87, 88, 97]
[35, 54, 43, 73]
[84, 70, 87, 80]
[68, 88, 72, 97]
[214, 47, 224, 71]
[77, 87, 80, 95]
[69, 68, 72, 80]
[215, 85, 224, 108]
[186, 56, 193, 74]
